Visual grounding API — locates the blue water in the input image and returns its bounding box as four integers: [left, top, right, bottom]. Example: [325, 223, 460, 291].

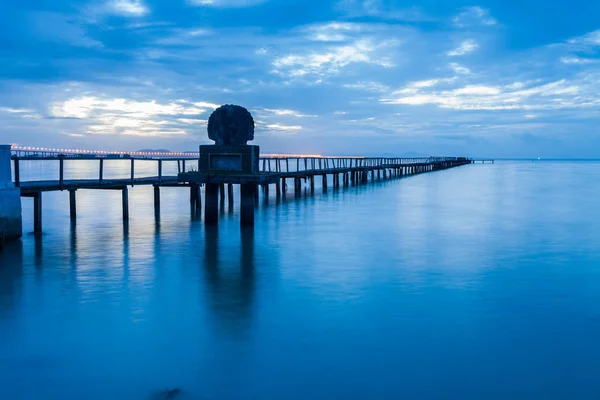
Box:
[1, 161, 600, 399]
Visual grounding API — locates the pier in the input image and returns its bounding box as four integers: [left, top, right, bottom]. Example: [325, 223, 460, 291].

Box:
[0, 104, 493, 238]
[1, 148, 478, 237]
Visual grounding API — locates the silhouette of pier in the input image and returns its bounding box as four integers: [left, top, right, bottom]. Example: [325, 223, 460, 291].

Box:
[4, 149, 478, 234]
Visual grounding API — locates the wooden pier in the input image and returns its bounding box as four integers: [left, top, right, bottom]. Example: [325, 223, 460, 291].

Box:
[179, 156, 473, 226]
[5, 149, 487, 234]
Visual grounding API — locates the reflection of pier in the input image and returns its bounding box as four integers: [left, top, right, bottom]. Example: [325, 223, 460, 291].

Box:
[203, 226, 255, 337]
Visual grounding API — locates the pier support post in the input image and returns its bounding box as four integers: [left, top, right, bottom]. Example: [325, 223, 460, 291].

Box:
[33, 192, 42, 234]
[0, 145, 22, 240]
[219, 183, 226, 209]
[190, 184, 197, 206]
[294, 177, 301, 197]
[275, 180, 281, 197]
[205, 183, 219, 224]
[69, 190, 77, 221]
[240, 183, 255, 227]
[322, 174, 328, 191]
[190, 184, 201, 210]
[153, 185, 160, 214]
[122, 187, 129, 221]
[228, 183, 234, 207]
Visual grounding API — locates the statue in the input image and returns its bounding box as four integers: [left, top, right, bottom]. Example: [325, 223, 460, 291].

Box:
[207, 104, 255, 146]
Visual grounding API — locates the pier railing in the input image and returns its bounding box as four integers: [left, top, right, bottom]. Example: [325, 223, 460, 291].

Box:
[10, 151, 468, 188]
[6, 146, 477, 234]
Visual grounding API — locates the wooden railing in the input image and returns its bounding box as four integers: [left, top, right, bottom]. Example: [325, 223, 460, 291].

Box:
[10, 150, 470, 188]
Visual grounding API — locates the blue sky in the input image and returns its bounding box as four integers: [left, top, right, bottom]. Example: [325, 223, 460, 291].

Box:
[1, 0, 599, 157]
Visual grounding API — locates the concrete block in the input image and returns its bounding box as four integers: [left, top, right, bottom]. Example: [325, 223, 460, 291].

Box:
[0, 187, 22, 240]
[0, 145, 12, 189]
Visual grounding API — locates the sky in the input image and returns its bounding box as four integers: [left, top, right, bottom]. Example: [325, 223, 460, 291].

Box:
[1, 0, 599, 157]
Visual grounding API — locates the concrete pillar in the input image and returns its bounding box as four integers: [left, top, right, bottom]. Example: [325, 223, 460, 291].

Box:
[219, 183, 226, 208]
[322, 174, 328, 191]
[228, 183, 234, 207]
[240, 183, 255, 227]
[190, 184, 202, 212]
[33, 192, 42, 234]
[294, 177, 301, 197]
[153, 185, 160, 214]
[69, 190, 77, 221]
[205, 183, 219, 224]
[122, 187, 129, 221]
[0, 145, 22, 240]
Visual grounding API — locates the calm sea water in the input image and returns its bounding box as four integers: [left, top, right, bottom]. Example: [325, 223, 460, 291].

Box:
[1, 161, 600, 399]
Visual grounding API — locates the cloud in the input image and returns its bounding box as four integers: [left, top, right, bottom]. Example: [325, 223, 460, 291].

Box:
[343, 81, 390, 92]
[272, 39, 397, 78]
[29, 12, 103, 48]
[188, 0, 268, 7]
[447, 39, 478, 56]
[0, 107, 35, 114]
[452, 6, 497, 28]
[263, 123, 302, 131]
[302, 22, 364, 42]
[260, 108, 316, 117]
[381, 79, 590, 111]
[560, 57, 593, 64]
[449, 63, 471, 74]
[568, 30, 600, 47]
[50, 96, 217, 137]
[336, 0, 433, 22]
[107, 0, 149, 17]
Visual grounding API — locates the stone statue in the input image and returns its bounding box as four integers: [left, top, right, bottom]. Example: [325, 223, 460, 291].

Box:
[207, 104, 255, 146]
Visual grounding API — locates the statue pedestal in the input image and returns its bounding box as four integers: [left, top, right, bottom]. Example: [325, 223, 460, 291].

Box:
[197, 145, 261, 226]
[199, 145, 260, 175]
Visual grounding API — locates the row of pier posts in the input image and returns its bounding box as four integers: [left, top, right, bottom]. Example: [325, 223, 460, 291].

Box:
[197, 159, 471, 226]
[15, 158, 472, 234]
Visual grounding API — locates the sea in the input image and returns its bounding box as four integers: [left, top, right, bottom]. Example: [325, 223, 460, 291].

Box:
[1, 160, 600, 399]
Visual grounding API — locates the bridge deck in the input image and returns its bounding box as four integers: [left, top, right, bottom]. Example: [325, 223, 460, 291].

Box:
[15, 161, 464, 193]
[18, 176, 181, 194]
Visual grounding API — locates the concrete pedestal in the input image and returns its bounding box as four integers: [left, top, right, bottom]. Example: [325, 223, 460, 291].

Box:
[0, 187, 22, 240]
[1, 145, 22, 240]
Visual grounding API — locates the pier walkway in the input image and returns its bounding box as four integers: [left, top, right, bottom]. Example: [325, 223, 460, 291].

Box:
[2, 146, 487, 235]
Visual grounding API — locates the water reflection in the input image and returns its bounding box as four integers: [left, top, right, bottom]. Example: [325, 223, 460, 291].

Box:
[0, 241, 23, 320]
[203, 226, 255, 339]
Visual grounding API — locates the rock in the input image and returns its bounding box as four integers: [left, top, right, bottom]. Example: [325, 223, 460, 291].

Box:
[163, 388, 181, 399]
[152, 388, 182, 400]
[207, 104, 255, 145]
